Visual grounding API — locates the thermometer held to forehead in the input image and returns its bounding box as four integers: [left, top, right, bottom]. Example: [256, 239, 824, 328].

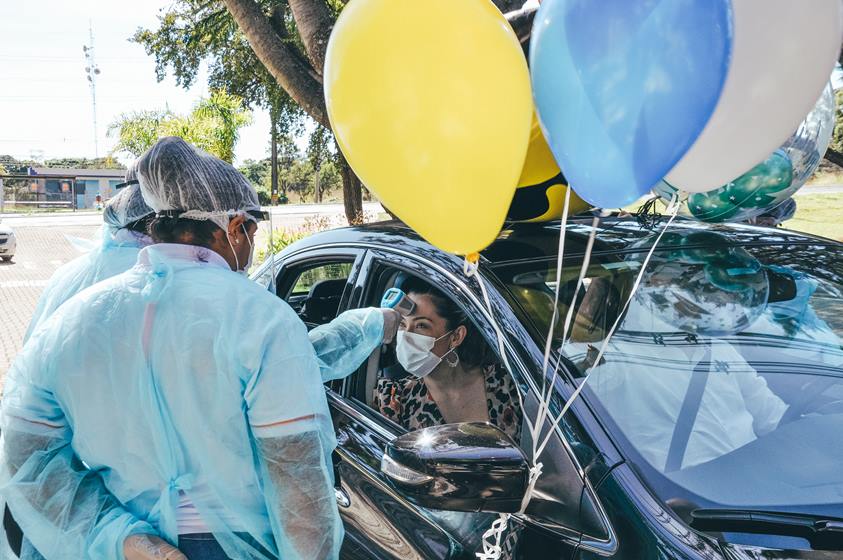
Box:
[381, 288, 416, 317]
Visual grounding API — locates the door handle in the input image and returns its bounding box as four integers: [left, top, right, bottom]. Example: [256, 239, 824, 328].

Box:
[335, 488, 351, 508]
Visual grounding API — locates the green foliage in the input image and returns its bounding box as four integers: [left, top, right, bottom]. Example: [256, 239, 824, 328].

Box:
[254, 227, 307, 266]
[108, 90, 251, 162]
[107, 110, 172, 159]
[133, 1, 305, 135]
[830, 89, 843, 155]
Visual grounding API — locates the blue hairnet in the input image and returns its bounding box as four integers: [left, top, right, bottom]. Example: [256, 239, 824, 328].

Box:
[102, 165, 153, 229]
[136, 137, 260, 231]
[24, 224, 151, 343]
[3, 243, 384, 559]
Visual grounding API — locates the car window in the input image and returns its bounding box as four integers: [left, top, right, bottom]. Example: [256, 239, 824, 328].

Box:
[250, 261, 276, 291]
[353, 265, 525, 445]
[291, 262, 352, 296]
[280, 261, 354, 328]
[495, 242, 843, 519]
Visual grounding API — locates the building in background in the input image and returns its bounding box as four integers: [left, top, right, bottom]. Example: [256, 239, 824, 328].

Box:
[0, 167, 125, 211]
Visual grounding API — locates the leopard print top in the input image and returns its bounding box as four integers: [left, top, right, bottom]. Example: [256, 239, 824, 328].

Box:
[373, 364, 522, 441]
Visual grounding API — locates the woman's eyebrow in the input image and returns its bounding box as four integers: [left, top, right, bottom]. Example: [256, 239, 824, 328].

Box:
[408, 315, 433, 322]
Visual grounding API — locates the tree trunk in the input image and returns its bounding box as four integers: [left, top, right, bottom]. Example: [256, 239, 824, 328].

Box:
[287, 0, 335, 74]
[222, 0, 329, 128]
[338, 152, 363, 224]
[825, 148, 843, 169]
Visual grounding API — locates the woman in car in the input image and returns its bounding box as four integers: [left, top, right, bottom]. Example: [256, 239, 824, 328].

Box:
[373, 276, 522, 441]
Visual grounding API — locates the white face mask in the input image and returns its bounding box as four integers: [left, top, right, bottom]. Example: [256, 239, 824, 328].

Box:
[396, 330, 455, 378]
[227, 222, 255, 275]
[239, 223, 255, 276]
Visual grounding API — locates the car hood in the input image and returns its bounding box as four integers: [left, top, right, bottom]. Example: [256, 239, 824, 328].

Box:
[0, 225, 13, 235]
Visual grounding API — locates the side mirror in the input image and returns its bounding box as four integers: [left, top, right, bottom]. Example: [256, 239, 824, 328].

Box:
[381, 422, 529, 513]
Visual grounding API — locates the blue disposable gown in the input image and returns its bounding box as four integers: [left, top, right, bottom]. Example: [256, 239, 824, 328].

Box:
[24, 225, 152, 342]
[1, 243, 384, 559]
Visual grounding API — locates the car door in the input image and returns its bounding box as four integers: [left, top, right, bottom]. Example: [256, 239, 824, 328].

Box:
[329, 249, 506, 560]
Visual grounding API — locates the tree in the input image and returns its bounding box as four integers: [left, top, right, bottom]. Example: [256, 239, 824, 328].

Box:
[134, 2, 306, 206]
[284, 159, 315, 202]
[107, 110, 172, 159]
[307, 125, 331, 203]
[108, 91, 252, 162]
[139, 0, 535, 223]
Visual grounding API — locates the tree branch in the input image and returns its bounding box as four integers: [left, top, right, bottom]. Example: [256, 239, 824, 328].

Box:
[825, 147, 843, 169]
[287, 0, 335, 75]
[222, 0, 329, 128]
[269, 2, 289, 40]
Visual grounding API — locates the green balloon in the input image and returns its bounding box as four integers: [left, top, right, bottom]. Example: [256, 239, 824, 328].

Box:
[687, 150, 794, 223]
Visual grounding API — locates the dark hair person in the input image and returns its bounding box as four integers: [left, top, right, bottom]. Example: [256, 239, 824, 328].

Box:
[374, 276, 522, 440]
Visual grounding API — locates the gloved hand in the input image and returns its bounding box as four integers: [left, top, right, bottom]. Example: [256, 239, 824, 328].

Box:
[380, 308, 401, 344]
[124, 534, 188, 560]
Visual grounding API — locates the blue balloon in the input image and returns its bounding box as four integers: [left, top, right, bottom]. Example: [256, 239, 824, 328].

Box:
[530, 0, 733, 208]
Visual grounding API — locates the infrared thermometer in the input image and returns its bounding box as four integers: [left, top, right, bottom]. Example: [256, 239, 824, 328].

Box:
[381, 288, 416, 316]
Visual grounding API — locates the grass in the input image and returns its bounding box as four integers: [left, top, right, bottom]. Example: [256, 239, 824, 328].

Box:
[623, 192, 843, 242]
[786, 193, 843, 241]
[807, 170, 843, 186]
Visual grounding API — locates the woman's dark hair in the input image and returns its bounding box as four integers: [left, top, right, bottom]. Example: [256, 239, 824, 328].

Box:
[147, 216, 221, 248]
[400, 275, 495, 370]
[125, 214, 155, 235]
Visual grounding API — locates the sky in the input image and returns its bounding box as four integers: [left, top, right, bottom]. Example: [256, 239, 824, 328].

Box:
[0, 0, 285, 167]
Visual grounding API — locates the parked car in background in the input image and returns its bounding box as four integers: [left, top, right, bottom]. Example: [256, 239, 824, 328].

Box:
[0, 220, 16, 262]
[251, 216, 843, 559]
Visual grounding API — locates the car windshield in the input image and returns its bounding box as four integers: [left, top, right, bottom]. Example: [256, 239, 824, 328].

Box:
[495, 239, 843, 518]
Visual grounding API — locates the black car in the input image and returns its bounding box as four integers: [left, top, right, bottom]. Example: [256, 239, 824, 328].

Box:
[250, 216, 843, 559]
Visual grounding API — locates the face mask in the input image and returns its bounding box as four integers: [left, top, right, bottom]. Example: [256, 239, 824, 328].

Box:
[227, 223, 255, 275]
[239, 223, 255, 276]
[396, 330, 455, 378]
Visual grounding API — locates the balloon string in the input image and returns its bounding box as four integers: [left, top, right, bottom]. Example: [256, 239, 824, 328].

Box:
[463, 259, 535, 437]
[533, 196, 680, 459]
[531, 213, 598, 463]
[534, 186, 572, 460]
[475, 514, 509, 560]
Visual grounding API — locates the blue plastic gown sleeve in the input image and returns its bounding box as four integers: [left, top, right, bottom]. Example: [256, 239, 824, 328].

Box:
[1, 342, 156, 560]
[308, 308, 385, 382]
[256, 433, 342, 560]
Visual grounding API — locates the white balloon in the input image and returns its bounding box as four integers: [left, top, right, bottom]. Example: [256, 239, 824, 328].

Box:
[666, 0, 843, 193]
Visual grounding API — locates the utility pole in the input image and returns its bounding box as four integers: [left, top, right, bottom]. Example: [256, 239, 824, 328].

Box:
[83, 22, 101, 158]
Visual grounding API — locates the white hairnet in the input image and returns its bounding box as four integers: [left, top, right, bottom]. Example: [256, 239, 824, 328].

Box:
[103, 165, 153, 228]
[135, 136, 261, 231]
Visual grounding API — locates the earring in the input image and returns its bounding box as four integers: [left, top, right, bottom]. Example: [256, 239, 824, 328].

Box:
[235, 239, 240, 245]
[445, 349, 460, 368]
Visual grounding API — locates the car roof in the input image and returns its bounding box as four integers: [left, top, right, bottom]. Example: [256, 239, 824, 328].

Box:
[284, 214, 839, 267]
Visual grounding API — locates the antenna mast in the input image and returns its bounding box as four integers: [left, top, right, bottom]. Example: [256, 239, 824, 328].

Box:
[83, 21, 101, 158]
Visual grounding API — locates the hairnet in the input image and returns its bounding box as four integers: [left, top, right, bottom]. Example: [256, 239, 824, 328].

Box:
[135, 137, 261, 231]
[103, 166, 153, 228]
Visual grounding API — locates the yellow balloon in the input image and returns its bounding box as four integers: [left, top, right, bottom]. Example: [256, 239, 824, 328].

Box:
[507, 115, 589, 222]
[325, 0, 532, 255]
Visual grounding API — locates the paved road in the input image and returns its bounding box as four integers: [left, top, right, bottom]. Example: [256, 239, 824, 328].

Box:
[0, 202, 383, 384]
[0, 202, 384, 227]
[795, 184, 843, 195]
